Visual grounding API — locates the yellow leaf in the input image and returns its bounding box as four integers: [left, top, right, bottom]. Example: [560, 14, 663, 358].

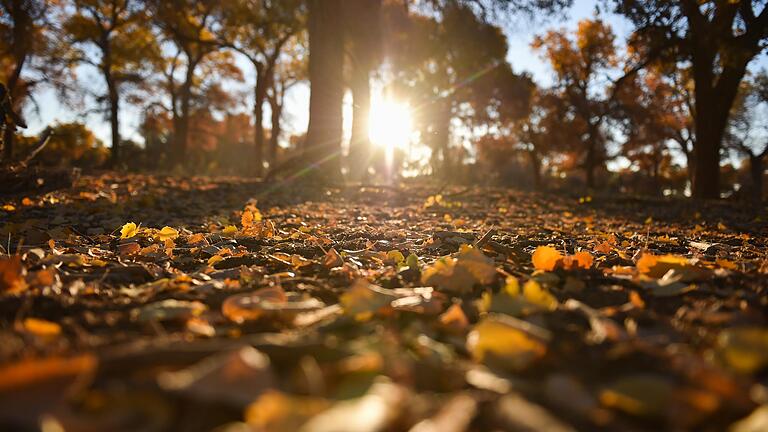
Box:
[522, 279, 558, 311]
[119, 222, 139, 239]
[339, 280, 395, 321]
[222, 225, 238, 236]
[503, 277, 520, 296]
[532, 246, 563, 271]
[636, 254, 706, 281]
[208, 255, 224, 266]
[467, 316, 548, 370]
[158, 226, 179, 241]
[386, 250, 405, 265]
[421, 246, 496, 294]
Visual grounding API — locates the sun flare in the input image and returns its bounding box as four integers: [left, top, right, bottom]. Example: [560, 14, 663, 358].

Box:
[368, 99, 413, 149]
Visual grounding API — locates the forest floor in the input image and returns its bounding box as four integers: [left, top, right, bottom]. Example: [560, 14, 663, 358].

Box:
[0, 172, 767, 432]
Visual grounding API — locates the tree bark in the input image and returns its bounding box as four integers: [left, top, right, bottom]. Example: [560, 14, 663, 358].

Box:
[174, 58, 198, 166]
[253, 65, 268, 176]
[104, 66, 121, 166]
[528, 149, 542, 189]
[305, 0, 344, 181]
[268, 90, 282, 168]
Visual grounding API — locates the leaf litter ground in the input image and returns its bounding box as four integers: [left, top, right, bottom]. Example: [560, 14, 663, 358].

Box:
[0, 173, 767, 432]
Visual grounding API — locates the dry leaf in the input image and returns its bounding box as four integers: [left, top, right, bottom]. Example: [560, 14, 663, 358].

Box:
[532, 246, 563, 271]
[467, 315, 549, 370]
[120, 222, 139, 239]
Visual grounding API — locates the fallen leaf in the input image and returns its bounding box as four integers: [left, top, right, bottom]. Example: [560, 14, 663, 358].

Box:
[467, 315, 549, 370]
[133, 299, 208, 323]
[422, 246, 496, 294]
[21, 318, 62, 339]
[339, 280, 396, 321]
[157, 226, 179, 241]
[120, 222, 139, 239]
[0, 256, 27, 293]
[532, 246, 563, 271]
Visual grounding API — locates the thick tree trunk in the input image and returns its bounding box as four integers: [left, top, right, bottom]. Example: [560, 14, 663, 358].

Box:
[305, 0, 344, 180]
[689, 36, 747, 198]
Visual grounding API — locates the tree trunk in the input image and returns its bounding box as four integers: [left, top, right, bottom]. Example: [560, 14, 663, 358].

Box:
[268, 91, 282, 168]
[689, 37, 747, 198]
[528, 149, 542, 189]
[106, 72, 121, 166]
[584, 141, 596, 189]
[253, 66, 267, 176]
[346, 0, 381, 182]
[750, 155, 764, 205]
[348, 63, 371, 182]
[175, 62, 197, 166]
[305, 0, 344, 181]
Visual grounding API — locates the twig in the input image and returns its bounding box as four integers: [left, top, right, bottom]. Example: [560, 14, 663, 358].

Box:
[22, 127, 53, 164]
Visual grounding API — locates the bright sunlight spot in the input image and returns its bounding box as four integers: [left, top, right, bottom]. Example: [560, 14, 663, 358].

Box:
[369, 99, 413, 149]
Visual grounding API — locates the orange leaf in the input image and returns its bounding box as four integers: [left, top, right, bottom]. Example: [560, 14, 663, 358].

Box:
[532, 246, 563, 271]
[0, 256, 27, 293]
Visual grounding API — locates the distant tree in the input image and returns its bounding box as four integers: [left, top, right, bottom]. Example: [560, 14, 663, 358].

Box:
[267, 42, 306, 168]
[727, 71, 768, 204]
[532, 18, 619, 188]
[62, 0, 159, 166]
[385, 3, 526, 177]
[608, 0, 768, 199]
[219, 0, 306, 176]
[150, 0, 235, 166]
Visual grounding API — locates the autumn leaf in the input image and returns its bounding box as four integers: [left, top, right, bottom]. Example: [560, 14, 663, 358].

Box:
[120, 222, 139, 239]
[0, 256, 27, 293]
[158, 226, 179, 241]
[21, 318, 62, 339]
[222, 225, 238, 236]
[422, 245, 496, 294]
[467, 315, 549, 370]
[532, 246, 563, 271]
[339, 279, 396, 321]
[636, 253, 708, 281]
[533, 246, 593, 271]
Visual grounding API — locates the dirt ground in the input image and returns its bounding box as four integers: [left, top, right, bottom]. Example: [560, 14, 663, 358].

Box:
[0, 173, 766, 432]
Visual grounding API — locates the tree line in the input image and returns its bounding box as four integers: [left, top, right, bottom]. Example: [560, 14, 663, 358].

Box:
[1, 0, 767, 202]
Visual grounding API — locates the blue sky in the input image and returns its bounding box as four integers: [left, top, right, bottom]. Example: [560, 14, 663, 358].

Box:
[24, 1, 767, 154]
